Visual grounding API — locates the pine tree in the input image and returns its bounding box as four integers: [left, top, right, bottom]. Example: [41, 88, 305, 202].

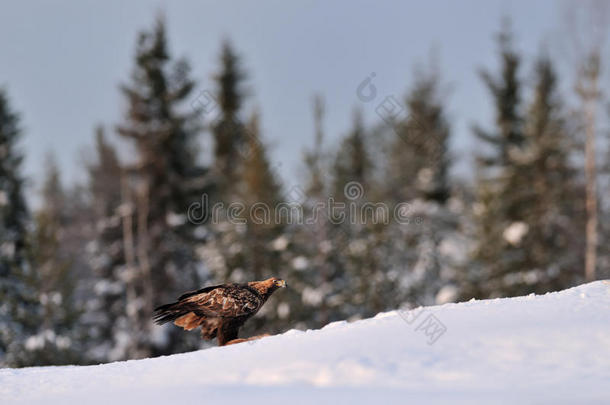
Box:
[294, 95, 340, 326]
[330, 109, 381, 319]
[84, 127, 130, 362]
[28, 155, 82, 365]
[303, 95, 327, 197]
[117, 16, 208, 357]
[467, 23, 525, 299]
[601, 107, 610, 281]
[233, 110, 284, 281]
[387, 66, 457, 306]
[469, 27, 583, 299]
[239, 111, 283, 211]
[405, 70, 450, 203]
[512, 56, 583, 293]
[576, 52, 601, 282]
[474, 23, 524, 169]
[209, 110, 288, 335]
[332, 109, 371, 199]
[0, 89, 39, 367]
[89, 127, 123, 222]
[212, 41, 247, 197]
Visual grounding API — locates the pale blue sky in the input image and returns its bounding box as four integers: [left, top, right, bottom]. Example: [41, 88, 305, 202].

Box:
[0, 0, 592, 196]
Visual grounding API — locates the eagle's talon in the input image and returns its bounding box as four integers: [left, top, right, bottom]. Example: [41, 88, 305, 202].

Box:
[224, 334, 270, 346]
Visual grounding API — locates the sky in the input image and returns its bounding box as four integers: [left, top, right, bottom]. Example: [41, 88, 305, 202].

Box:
[0, 0, 595, 198]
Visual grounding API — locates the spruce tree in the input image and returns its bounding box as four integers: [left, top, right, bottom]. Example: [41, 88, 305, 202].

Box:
[294, 95, 340, 326]
[303, 95, 327, 197]
[474, 24, 524, 168]
[468, 27, 583, 298]
[380, 61, 451, 206]
[212, 41, 247, 197]
[239, 111, 283, 211]
[0, 89, 39, 367]
[84, 127, 130, 362]
[511, 57, 583, 293]
[332, 109, 371, 199]
[330, 109, 381, 319]
[405, 70, 450, 203]
[230, 110, 284, 282]
[117, 16, 207, 357]
[28, 155, 82, 365]
[211, 110, 288, 335]
[601, 106, 610, 282]
[387, 67, 457, 306]
[467, 23, 525, 299]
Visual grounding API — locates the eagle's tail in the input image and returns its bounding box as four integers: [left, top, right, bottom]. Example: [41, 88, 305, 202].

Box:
[153, 301, 215, 337]
[153, 301, 191, 325]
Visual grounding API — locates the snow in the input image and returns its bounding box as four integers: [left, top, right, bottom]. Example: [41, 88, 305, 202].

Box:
[503, 221, 529, 246]
[2, 281, 609, 404]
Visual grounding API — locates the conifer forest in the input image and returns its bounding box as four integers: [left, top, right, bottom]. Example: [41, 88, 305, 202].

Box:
[1, 1, 610, 367]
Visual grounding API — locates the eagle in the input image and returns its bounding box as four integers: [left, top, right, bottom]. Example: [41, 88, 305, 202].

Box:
[153, 277, 287, 346]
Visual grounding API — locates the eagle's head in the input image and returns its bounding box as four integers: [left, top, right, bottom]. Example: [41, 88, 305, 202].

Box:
[272, 277, 287, 289]
[249, 277, 287, 297]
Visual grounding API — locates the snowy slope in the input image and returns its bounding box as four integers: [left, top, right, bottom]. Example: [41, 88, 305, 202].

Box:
[2, 281, 609, 405]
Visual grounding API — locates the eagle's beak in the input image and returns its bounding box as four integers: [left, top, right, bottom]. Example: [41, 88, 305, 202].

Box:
[277, 280, 287, 288]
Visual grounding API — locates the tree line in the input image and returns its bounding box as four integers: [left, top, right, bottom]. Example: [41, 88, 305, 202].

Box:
[1, 15, 608, 367]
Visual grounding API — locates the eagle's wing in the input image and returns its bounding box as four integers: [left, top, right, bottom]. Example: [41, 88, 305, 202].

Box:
[153, 284, 262, 341]
[180, 284, 262, 318]
[177, 284, 222, 301]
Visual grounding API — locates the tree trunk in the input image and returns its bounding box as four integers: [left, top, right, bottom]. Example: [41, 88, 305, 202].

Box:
[583, 89, 598, 282]
[136, 180, 154, 356]
[580, 53, 600, 282]
[120, 173, 139, 358]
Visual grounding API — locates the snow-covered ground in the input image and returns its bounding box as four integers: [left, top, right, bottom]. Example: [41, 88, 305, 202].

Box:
[2, 281, 609, 404]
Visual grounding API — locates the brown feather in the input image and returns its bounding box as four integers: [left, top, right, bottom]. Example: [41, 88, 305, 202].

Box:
[153, 277, 285, 346]
[174, 312, 202, 331]
[199, 318, 219, 339]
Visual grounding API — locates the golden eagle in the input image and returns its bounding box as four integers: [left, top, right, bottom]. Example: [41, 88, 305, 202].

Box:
[153, 277, 286, 346]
